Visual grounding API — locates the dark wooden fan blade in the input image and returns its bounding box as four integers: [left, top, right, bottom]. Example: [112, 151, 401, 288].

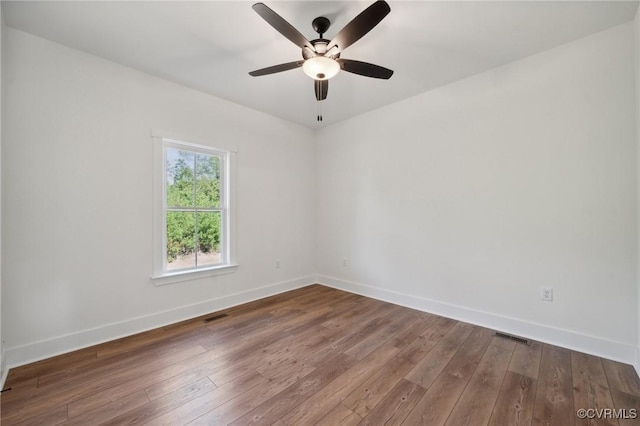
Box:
[314, 79, 328, 101]
[338, 59, 393, 79]
[252, 3, 313, 50]
[249, 61, 304, 76]
[327, 1, 390, 53]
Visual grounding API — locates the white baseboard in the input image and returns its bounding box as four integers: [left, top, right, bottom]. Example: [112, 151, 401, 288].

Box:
[1, 352, 7, 390]
[317, 275, 638, 367]
[3, 275, 315, 371]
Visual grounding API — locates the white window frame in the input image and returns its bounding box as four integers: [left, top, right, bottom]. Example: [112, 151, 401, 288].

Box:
[152, 134, 237, 285]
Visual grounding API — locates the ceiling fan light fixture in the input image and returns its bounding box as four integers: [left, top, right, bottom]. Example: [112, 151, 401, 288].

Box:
[302, 56, 340, 80]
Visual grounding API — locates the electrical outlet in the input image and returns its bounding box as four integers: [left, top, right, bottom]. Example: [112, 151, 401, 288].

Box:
[541, 287, 553, 301]
[275, 260, 280, 269]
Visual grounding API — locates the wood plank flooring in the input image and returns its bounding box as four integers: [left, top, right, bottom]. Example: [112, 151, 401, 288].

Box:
[2, 284, 640, 425]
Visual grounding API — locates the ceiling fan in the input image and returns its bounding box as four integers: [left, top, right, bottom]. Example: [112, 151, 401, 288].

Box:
[249, 1, 394, 120]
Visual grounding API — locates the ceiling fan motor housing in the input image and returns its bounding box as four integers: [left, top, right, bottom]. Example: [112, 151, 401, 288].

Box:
[303, 38, 341, 59]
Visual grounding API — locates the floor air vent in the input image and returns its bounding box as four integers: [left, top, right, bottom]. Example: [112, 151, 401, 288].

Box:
[203, 313, 229, 323]
[495, 331, 530, 345]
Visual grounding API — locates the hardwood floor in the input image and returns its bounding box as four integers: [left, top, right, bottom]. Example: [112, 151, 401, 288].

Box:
[2, 284, 640, 425]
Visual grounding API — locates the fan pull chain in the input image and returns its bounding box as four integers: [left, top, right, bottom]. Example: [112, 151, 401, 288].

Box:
[317, 102, 323, 122]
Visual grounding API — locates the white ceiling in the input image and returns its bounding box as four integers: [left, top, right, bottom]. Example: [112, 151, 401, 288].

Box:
[3, 1, 638, 129]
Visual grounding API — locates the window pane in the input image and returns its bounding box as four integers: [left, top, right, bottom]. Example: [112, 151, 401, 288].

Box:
[195, 154, 221, 208]
[196, 211, 222, 266]
[166, 148, 195, 208]
[166, 211, 196, 270]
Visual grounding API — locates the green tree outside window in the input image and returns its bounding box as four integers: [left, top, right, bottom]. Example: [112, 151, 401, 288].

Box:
[165, 148, 222, 269]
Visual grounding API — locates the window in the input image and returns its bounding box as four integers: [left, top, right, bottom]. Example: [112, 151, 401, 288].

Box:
[152, 136, 236, 282]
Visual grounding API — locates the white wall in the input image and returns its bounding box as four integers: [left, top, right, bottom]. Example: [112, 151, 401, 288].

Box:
[0, 2, 5, 387]
[317, 22, 637, 364]
[636, 8, 640, 374]
[2, 28, 316, 367]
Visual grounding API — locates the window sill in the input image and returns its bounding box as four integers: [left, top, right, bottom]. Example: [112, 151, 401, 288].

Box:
[151, 264, 238, 286]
